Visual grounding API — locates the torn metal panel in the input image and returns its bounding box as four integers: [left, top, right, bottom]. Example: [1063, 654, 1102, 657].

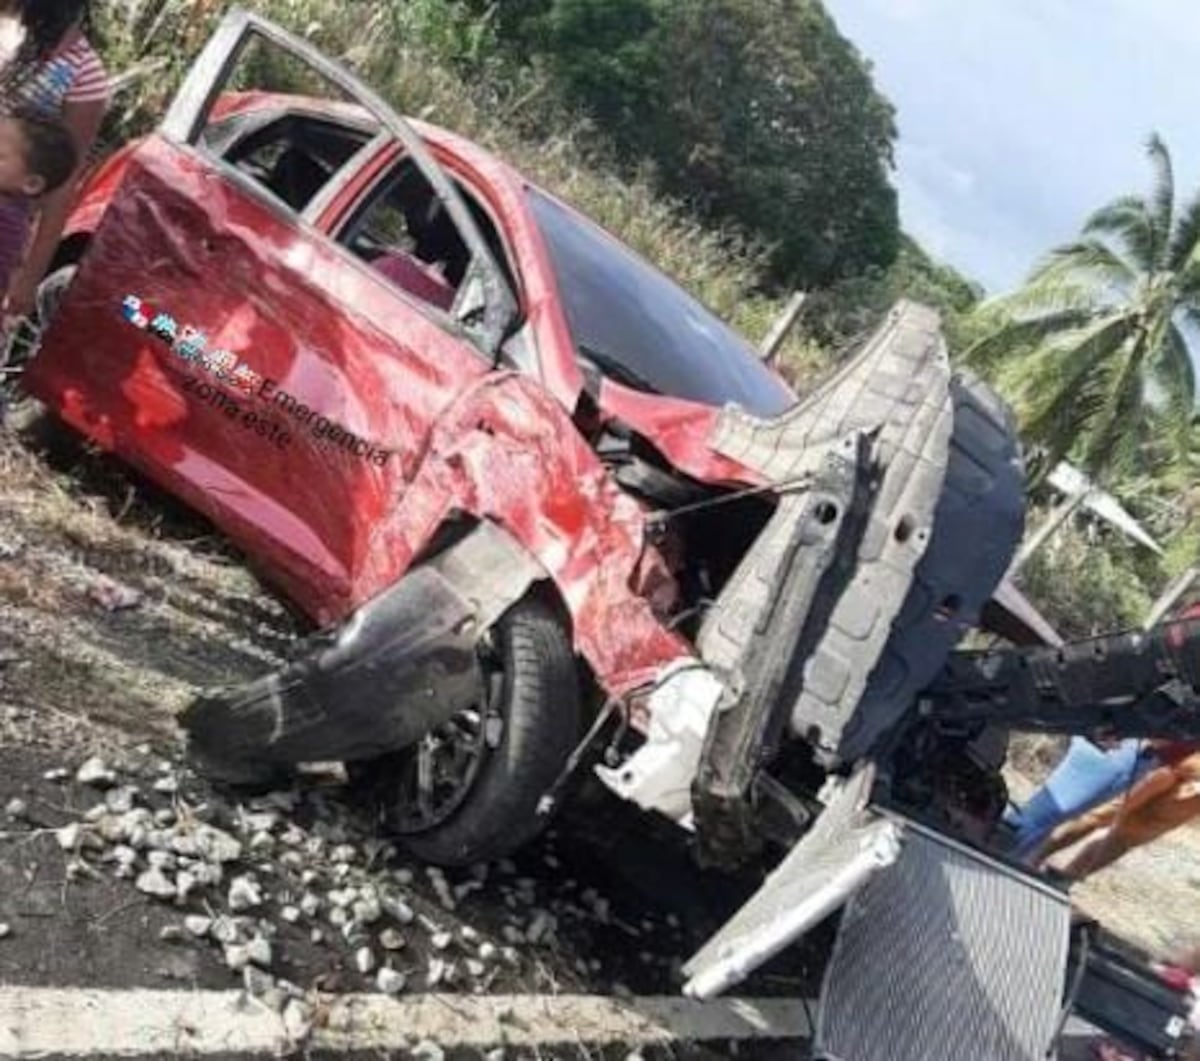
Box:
[181, 565, 485, 775]
[704, 301, 955, 765]
[371, 371, 694, 696]
[691, 436, 869, 860]
[840, 373, 1027, 759]
[815, 821, 1071, 1061]
[683, 766, 901, 1000]
[180, 521, 545, 774]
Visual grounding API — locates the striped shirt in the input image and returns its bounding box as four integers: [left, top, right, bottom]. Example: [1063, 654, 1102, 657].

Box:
[8, 35, 109, 116]
[0, 34, 108, 294]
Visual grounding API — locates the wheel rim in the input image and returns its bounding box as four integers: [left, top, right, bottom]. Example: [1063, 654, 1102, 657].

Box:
[387, 647, 506, 834]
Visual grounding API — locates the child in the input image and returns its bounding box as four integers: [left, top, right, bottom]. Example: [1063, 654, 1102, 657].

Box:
[0, 109, 77, 199]
[0, 0, 108, 319]
[0, 110, 76, 335]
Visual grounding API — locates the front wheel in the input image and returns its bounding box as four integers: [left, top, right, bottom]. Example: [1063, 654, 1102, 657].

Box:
[355, 596, 581, 867]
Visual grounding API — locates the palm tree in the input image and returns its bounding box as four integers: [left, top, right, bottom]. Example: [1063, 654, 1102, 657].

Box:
[966, 134, 1199, 481]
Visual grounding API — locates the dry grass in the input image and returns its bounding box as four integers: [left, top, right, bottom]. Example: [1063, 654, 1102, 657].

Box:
[0, 424, 299, 748]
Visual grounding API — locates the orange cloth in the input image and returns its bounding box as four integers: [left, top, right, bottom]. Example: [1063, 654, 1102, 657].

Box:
[1046, 752, 1200, 855]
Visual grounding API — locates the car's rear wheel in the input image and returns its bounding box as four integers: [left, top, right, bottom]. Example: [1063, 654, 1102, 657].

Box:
[355, 596, 581, 867]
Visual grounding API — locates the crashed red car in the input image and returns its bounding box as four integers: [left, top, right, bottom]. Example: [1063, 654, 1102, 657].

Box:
[17, 7, 1025, 901]
[23, 13, 1200, 1039]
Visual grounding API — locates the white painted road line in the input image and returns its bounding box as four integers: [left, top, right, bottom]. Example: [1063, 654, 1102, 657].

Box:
[0, 987, 814, 1056]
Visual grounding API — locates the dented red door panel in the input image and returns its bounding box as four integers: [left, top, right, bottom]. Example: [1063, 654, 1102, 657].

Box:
[28, 135, 490, 623]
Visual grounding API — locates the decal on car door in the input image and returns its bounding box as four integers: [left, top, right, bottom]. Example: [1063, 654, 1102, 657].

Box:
[120, 294, 393, 465]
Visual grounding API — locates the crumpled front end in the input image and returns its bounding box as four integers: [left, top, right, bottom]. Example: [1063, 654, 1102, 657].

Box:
[599, 300, 1027, 997]
[601, 301, 1024, 837]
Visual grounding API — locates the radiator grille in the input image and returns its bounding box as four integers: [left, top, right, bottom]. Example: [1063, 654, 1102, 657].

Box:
[816, 822, 1071, 1061]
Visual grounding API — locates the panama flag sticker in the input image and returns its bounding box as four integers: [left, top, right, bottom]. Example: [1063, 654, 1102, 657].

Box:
[121, 295, 151, 330]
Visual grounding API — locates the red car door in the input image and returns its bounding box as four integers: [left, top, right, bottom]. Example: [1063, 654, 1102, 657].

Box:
[28, 13, 518, 624]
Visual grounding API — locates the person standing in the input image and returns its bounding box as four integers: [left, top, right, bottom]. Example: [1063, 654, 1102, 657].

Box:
[0, 0, 107, 326]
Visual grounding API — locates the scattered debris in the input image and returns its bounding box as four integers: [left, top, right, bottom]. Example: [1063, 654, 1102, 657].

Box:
[375, 965, 407, 995]
[227, 875, 263, 912]
[381, 893, 414, 924]
[224, 936, 271, 972]
[0, 732, 686, 1014]
[184, 914, 212, 938]
[135, 867, 177, 899]
[379, 927, 405, 951]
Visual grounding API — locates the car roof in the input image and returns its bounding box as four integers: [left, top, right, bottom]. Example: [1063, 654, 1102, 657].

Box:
[215, 92, 527, 194]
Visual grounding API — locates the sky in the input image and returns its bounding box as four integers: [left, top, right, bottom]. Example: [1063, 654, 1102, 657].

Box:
[824, 0, 1200, 293]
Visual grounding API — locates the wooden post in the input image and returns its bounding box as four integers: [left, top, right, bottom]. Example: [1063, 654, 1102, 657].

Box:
[1143, 566, 1199, 630]
[1008, 485, 1091, 576]
[759, 292, 807, 366]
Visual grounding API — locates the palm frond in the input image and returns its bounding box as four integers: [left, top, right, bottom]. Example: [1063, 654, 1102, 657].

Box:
[962, 307, 1095, 371]
[1155, 322, 1198, 410]
[1147, 132, 1175, 267]
[1150, 322, 1198, 463]
[985, 274, 1105, 319]
[1029, 238, 1137, 296]
[1081, 329, 1151, 474]
[1169, 186, 1200, 272]
[1083, 195, 1157, 272]
[1011, 313, 1135, 447]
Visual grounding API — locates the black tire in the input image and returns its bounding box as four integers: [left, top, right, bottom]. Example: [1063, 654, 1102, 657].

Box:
[367, 597, 581, 867]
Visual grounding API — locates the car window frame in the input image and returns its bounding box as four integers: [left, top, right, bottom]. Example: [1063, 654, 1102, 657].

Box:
[328, 147, 525, 315]
[158, 9, 517, 357]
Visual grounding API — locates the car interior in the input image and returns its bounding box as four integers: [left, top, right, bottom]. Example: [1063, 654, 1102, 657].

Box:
[212, 112, 516, 318]
[221, 113, 369, 212]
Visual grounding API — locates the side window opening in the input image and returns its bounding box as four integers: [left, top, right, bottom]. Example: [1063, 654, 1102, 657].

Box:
[190, 33, 367, 216]
[163, 11, 518, 354]
[220, 115, 369, 211]
[337, 158, 517, 317]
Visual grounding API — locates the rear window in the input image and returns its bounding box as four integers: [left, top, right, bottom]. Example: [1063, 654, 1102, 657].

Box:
[528, 189, 793, 417]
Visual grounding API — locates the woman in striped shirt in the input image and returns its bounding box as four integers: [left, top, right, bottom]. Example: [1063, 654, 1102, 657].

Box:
[0, 0, 107, 324]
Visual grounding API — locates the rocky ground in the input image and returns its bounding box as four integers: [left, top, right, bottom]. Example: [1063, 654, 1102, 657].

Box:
[0, 422, 815, 1059]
